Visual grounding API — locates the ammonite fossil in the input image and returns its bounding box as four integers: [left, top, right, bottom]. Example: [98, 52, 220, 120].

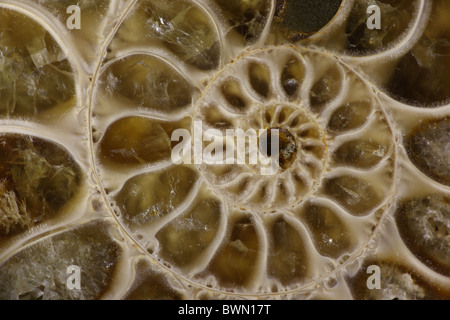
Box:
[0, 0, 449, 300]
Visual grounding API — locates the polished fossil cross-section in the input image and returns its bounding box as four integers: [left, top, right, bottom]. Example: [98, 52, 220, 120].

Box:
[0, 0, 449, 300]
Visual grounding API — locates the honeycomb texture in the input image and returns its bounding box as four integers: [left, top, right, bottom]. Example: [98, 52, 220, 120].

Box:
[0, 0, 449, 300]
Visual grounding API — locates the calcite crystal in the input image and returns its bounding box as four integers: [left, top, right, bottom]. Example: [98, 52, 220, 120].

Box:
[0, 0, 449, 300]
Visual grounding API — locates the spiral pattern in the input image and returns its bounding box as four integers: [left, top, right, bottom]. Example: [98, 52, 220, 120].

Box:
[0, 0, 449, 299]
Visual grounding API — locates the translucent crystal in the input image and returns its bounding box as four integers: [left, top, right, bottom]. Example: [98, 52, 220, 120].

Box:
[327, 101, 372, 133]
[124, 259, 183, 300]
[309, 66, 341, 112]
[0, 222, 120, 300]
[221, 79, 249, 111]
[156, 198, 222, 268]
[0, 9, 75, 118]
[346, 260, 447, 300]
[267, 218, 308, 285]
[406, 118, 450, 186]
[0, 183, 31, 235]
[205, 215, 258, 288]
[214, 0, 271, 43]
[32, 0, 110, 37]
[324, 176, 382, 215]
[248, 62, 271, 98]
[300, 203, 353, 258]
[333, 140, 387, 169]
[0, 134, 82, 237]
[387, 0, 450, 105]
[345, 0, 414, 55]
[113, 0, 220, 70]
[396, 194, 450, 276]
[101, 54, 196, 114]
[98, 116, 191, 168]
[149, 1, 219, 69]
[115, 166, 199, 226]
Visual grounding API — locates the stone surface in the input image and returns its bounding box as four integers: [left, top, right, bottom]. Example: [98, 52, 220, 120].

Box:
[0, 0, 448, 300]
